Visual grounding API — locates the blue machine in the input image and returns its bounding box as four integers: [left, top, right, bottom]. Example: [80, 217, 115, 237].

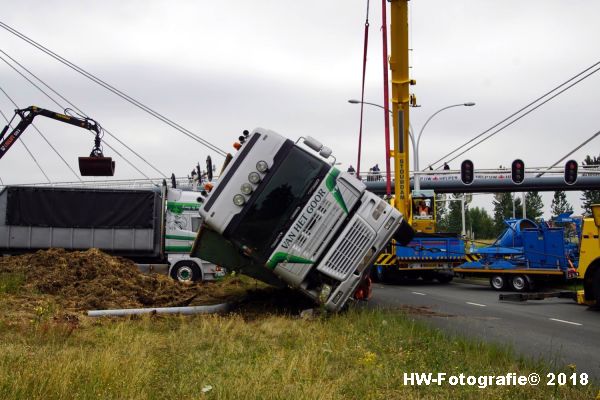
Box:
[456, 218, 578, 291]
[475, 218, 538, 257]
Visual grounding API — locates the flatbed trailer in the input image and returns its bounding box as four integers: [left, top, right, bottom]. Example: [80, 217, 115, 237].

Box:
[454, 266, 574, 292]
[455, 220, 578, 292]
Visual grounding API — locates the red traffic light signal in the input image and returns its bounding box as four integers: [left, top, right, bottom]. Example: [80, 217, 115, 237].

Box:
[564, 159, 578, 185]
[460, 159, 474, 185]
[511, 159, 525, 184]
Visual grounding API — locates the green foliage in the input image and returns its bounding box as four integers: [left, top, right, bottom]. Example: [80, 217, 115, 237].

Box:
[551, 191, 573, 217]
[492, 193, 514, 235]
[441, 194, 471, 235]
[492, 192, 542, 234]
[524, 191, 544, 221]
[468, 207, 495, 239]
[581, 155, 600, 216]
[0, 272, 25, 294]
[435, 194, 449, 232]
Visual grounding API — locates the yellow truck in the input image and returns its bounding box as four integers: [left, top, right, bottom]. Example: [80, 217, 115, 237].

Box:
[579, 204, 600, 306]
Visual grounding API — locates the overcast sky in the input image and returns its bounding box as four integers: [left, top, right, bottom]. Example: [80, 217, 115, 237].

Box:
[1, 0, 598, 216]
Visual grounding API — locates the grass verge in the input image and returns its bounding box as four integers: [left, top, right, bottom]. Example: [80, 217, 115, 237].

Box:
[0, 307, 596, 400]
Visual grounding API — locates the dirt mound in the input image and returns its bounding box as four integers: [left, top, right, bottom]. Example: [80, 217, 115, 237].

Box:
[0, 248, 248, 311]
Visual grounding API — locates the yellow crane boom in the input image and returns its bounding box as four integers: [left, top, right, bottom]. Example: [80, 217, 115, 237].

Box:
[389, 0, 415, 220]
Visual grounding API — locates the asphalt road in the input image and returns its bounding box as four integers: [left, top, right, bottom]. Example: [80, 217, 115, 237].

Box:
[367, 280, 600, 380]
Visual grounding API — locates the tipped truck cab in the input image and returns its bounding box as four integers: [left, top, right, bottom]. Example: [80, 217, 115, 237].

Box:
[195, 128, 411, 311]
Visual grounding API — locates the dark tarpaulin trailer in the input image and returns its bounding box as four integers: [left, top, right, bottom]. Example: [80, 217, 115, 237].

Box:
[0, 186, 166, 262]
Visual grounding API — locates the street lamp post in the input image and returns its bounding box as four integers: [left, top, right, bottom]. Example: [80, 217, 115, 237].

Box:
[413, 102, 475, 191]
[348, 99, 474, 191]
[348, 99, 417, 175]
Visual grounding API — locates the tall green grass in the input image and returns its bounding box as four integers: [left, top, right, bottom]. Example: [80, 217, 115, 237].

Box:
[0, 272, 25, 294]
[0, 308, 595, 399]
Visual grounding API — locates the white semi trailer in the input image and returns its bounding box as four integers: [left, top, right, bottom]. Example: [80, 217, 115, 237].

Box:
[192, 128, 413, 311]
[0, 185, 222, 282]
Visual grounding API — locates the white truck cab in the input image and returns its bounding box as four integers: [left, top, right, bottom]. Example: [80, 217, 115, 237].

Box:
[195, 128, 411, 311]
[166, 189, 224, 281]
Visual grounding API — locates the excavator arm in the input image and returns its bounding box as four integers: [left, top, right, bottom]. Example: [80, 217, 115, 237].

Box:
[0, 106, 114, 176]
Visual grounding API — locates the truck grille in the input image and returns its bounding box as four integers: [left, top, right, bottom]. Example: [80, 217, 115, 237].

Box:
[289, 198, 344, 258]
[317, 218, 375, 281]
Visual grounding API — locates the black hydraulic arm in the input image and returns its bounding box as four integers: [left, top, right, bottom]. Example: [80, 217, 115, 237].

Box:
[0, 106, 101, 160]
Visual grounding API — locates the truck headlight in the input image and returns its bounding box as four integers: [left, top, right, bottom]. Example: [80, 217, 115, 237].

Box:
[240, 182, 253, 195]
[319, 284, 332, 303]
[248, 172, 261, 184]
[233, 194, 246, 206]
[256, 160, 269, 173]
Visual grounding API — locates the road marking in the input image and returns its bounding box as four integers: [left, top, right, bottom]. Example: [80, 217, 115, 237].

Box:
[411, 291, 426, 296]
[466, 302, 486, 307]
[549, 318, 582, 326]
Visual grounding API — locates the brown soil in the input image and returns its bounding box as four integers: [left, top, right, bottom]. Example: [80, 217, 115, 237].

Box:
[0, 248, 251, 314]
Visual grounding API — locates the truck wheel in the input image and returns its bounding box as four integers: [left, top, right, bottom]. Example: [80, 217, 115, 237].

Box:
[490, 275, 506, 291]
[371, 265, 382, 283]
[372, 265, 388, 283]
[170, 261, 202, 282]
[510, 275, 529, 292]
[436, 273, 453, 284]
[594, 270, 600, 308]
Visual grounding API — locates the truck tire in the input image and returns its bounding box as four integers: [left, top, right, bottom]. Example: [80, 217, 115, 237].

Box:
[594, 270, 600, 308]
[510, 275, 529, 292]
[436, 272, 453, 284]
[490, 275, 507, 291]
[372, 265, 389, 283]
[170, 261, 202, 282]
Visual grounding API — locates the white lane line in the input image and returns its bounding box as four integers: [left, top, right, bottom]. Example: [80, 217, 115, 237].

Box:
[466, 302, 486, 307]
[549, 318, 582, 326]
[411, 291, 426, 296]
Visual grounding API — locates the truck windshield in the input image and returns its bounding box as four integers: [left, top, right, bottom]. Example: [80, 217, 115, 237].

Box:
[228, 146, 328, 263]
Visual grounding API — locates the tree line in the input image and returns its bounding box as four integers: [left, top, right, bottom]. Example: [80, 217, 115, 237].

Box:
[435, 154, 600, 239]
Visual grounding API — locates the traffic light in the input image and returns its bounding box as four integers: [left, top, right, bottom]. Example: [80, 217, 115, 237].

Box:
[564, 159, 578, 185]
[511, 159, 525, 184]
[206, 156, 213, 182]
[460, 159, 474, 185]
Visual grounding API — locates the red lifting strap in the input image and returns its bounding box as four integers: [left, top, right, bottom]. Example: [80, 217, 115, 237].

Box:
[381, 0, 392, 195]
[356, 0, 370, 180]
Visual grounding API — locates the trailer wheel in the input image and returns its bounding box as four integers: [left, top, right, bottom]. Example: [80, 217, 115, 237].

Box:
[510, 275, 529, 292]
[490, 275, 507, 291]
[170, 261, 202, 282]
[436, 273, 453, 284]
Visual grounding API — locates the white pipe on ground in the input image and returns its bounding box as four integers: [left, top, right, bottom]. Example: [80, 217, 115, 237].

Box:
[87, 303, 229, 317]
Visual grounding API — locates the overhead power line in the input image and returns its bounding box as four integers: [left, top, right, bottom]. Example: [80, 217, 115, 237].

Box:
[0, 21, 228, 157]
[427, 60, 600, 170]
[536, 129, 600, 177]
[0, 49, 167, 179]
